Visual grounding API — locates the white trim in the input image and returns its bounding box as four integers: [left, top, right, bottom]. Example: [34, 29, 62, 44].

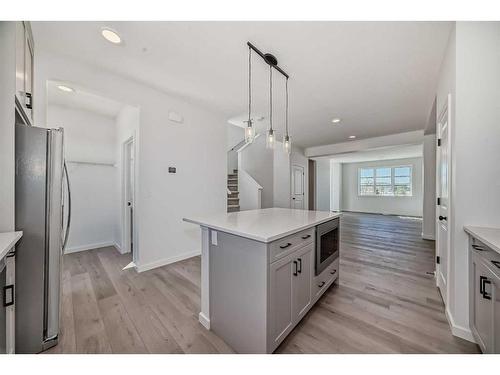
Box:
[135, 249, 201, 273]
[445, 307, 476, 343]
[421, 232, 436, 241]
[198, 312, 210, 330]
[65, 241, 119, 254]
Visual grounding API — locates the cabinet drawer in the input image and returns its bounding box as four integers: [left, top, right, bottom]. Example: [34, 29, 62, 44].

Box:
[471, 238, 500, 279]
[313, 257, 339, 302]
[270, 228, 314, 264]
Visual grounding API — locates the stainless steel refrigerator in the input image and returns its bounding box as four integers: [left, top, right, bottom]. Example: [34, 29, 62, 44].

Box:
[15, 123, 71, 353]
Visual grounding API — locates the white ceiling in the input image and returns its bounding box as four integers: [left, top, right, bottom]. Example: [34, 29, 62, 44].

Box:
[32, 21, 451, 148]
[315, 143, 422, 163]
[47, 80, 125, 118]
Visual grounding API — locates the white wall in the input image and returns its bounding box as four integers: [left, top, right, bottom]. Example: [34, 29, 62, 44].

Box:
[0, 22, 15, 232]
[330, 162, 342, 211]
[238, 134, 274, 208]
[47, 104, 119, 252]
[273, 144, 291, 209]
[315, 159, 330, 211]
[437, 22, 500, 339]
[422, 134, 436, 240]
[227, 124, 244, 173]
[34, 51, 227, 272]
[342, 157, 423, 217]
[227, 124, 244, 150]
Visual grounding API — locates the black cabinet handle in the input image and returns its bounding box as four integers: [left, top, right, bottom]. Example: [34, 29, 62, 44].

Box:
[472, 244, 485, 251]
[301, 234, 311, 240]
[439, 215, 447, 221]
[3, 284, 14, 307]
[297, 258, 302, 273]
[26, 92, 32, 109]
[318, 281, 326, 288]
[480, 276, 491, 300]
[280, 242, 292, 249]
[491, 260, 500, 269]
[330, 269, 337, 275]
[293, 260, 298, 276]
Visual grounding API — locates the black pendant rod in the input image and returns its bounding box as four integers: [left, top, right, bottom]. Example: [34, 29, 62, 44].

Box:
[247, 42, 289, 79]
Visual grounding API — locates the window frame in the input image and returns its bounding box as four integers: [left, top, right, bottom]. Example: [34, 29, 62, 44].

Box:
[357, 165, 413, 197]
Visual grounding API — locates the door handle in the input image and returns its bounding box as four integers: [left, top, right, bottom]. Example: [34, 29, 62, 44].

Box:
[280, 242, 292, 249]
[439, 215, 447, 221]
[3, 284, 14, 307]
[292, 197, 296, 200]
[25, 92, 32, 109]
[297, 258, 302, 273]
[127, 202, 132, 207]
[293, 260, 298, 276]
[480, 276, 492, 300]
[301, 234, 311, 240]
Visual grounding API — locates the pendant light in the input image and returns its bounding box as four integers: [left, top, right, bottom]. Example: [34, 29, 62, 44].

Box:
[266, 65, 275, 149]
[283, 78, 291, 154]
[244, 46, 255, 143]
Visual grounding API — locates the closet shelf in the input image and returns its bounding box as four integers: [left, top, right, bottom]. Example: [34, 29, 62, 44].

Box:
[66, 160, 116, 167]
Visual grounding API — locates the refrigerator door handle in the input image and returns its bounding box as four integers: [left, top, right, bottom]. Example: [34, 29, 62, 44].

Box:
[62, 161, 71, 254]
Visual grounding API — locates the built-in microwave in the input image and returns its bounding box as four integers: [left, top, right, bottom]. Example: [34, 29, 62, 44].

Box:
[315, 218, 339, 276]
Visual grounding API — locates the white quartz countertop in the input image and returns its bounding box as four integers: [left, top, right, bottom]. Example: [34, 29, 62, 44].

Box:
[464, 226, 500, 254]
[183, 208, 341, 243]
[0, 231, 23, 261]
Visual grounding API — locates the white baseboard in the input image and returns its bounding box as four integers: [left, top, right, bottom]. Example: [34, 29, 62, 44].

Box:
[421, 232, 436, 240]
[65, 241, 119, 254]
[136, 250, 201, 273]
[445, 307, 476, 343]
[199, 312, 210, 330]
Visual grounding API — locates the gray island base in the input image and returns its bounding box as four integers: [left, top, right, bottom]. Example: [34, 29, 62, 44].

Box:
[184, 208, 341, 353]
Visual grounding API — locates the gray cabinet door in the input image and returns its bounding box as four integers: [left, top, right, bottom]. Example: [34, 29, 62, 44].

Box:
[472, 258, 493, 352]
[491, 268, 500, 353]
[293, 244, 313, 322]
[269, 252, 294, 347]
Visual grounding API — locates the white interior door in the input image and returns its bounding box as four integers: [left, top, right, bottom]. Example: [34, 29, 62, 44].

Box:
[291, 165, 305, 209]
[436, 94, 451, 303]
[123, 137, 135, 256]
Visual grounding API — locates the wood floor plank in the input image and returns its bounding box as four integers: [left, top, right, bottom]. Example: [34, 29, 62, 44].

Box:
[45, 212, 480, 354]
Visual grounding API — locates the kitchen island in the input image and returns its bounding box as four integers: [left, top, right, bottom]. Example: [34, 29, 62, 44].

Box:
[183, 208, 341, 353]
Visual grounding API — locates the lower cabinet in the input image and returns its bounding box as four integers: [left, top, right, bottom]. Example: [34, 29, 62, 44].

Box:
[269, 244, 313, 351]
[469, 243, 500, 353]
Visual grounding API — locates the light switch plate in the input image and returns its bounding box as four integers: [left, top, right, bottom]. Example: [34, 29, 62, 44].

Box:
[211, 230, 218, 246]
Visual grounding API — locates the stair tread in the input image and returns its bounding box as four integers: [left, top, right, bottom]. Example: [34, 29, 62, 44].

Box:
[227, 205, 240, 208]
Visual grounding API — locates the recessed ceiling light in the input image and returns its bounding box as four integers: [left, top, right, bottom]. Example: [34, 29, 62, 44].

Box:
[57, 85, 74, 93]
[101, 27, 122, 44]
[348, 135, 356, 139]
[331, 118, 341, 124]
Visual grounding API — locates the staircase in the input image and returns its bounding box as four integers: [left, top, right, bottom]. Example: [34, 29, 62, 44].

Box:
[227, 169, 240, 212]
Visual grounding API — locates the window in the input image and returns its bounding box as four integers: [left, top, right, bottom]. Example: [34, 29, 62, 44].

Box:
[358, 166, 412, 196]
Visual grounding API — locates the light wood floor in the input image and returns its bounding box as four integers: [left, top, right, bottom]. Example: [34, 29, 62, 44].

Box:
[46, 212, 480, 354]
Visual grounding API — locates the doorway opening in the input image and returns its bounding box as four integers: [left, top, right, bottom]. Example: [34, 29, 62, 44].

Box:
[308, 160, 316, 210]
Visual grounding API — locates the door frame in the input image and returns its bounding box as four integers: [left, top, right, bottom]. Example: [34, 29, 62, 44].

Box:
[121, 134, 139, 264]
[435, 93, 452, 306]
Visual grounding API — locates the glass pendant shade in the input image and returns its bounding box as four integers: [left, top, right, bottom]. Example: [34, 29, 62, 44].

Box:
[245, 121, 255, 143]
[266, 129, 275, 149]
[283, 135, 291, 154]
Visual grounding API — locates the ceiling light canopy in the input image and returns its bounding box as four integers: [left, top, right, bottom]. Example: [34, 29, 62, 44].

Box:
[331, 118, 341, 124]
[101, 27, 122, 44]
[57, 85, 74, 93]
